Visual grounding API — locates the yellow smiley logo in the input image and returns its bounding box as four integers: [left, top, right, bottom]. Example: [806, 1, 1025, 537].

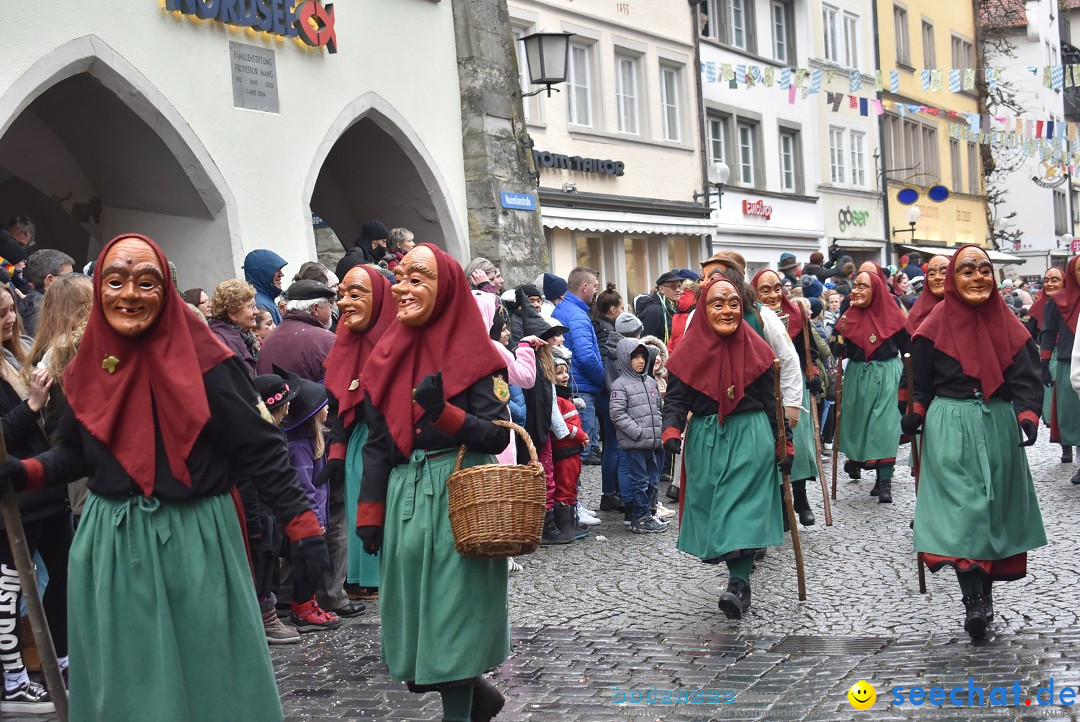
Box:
[847, 680, 877, 710]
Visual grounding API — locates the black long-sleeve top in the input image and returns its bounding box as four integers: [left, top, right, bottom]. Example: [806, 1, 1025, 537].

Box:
[661, 368, 785, 445]
[910, 336, 1041, 421]
[1, 378, 66, 527]
[1039, 302, 1075, 360]
[23, 357, 316, 533]
[831, 328, 909, 363]
[357, 375, 511, 527]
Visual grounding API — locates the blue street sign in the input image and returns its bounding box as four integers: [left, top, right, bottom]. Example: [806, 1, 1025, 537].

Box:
[500, 192, 537, 211]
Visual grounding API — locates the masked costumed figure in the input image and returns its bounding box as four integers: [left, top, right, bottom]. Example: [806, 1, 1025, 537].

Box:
[1038, 259, 1080, 480]
[832, 270, 908, 502]
[753, 269, 824, 526]
[662, 279, 787, 619]
[356, 244, 511, 721]
[909, 245, 1046, 640]
[322, 265, 397, 593]
[0, 234, 327, 720]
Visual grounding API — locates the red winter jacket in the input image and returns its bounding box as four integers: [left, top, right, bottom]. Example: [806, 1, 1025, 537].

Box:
[552, 389, 588, 460]
[668, 288, 698, 352]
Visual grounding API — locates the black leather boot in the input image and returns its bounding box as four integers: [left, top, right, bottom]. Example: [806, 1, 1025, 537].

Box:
[982, 578, 994, 623]
[553, 503, 588, 539]
[666, 483, 680, 501]
[1062, 445, 1073, 463]
[599, 493, 622, 511]
[470, 677, 505, 722]
[876, 478, 892, 504]
[844, 460, 862, 480]
[717, 578, 751, 619]
[540, 510, 573, 545]
[1072, 467, 1080, 485]
[962, 594, 988, 640]
[792, 479, 815, 526]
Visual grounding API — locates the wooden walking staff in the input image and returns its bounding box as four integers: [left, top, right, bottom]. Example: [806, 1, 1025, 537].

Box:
[902, 353, 927, 595]
[0, 434, 68, 721]
[774, 361, 807, 602]
[801, 316, 833, 526]
[830, 355, 844, 501]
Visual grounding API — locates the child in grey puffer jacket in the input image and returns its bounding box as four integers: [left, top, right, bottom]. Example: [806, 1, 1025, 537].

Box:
[609, 337, 666, 533]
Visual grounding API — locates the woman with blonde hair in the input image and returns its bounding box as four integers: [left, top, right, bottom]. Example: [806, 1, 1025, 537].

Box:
[24, 274, 94, 390]
[208, 278, 260, 380]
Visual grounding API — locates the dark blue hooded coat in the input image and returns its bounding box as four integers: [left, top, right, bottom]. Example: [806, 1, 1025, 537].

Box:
[243, 249, 287, 324]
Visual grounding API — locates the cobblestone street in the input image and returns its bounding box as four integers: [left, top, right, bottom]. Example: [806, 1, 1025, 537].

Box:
[269, 435, 1080, 721]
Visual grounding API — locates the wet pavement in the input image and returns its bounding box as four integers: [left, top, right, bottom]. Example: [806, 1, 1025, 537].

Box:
[270, 435, 1080, 721]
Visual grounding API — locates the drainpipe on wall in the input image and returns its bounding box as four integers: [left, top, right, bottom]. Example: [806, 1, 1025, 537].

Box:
[690, 1, 713, 260]
[871, 0, 893, 264]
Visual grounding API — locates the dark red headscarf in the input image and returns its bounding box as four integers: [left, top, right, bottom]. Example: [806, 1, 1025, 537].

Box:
[666, 279, 777, 422]
[1051, 256, 1080, 334]
[905, 289, 942, 335]
[752, 269, 801, 339]
[914, 244, 1032, 399]
[861, 261, 889, 287]
[363, 244, 507, 455]
[1029, 267, 1065, 326]
[63, 234, 234, 496]
[837, 270, 907, 357]
[324, 266, 395, 427]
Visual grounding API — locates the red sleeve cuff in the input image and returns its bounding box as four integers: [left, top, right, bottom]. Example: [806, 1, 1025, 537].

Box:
[913, 402, 927, 417]
[898, 387, 909, 402]
[433, 403, 466, 435]
[1018, 410, 1039, 427]
[517, 342, 531, 349]
[661, 427, 682, 444]
[356, 501, 386, 528]
[284, 510, 323, 542]
[1040, 349, 1053, 360]
[328, 443, 347, 462]
[22, 459, 44, 492]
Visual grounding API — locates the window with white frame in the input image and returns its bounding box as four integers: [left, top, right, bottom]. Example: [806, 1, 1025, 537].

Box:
[707, 115, 729, 165]
[922, 20, 935, 69]
[730, 0, 748, 50]
[966, 142, 980, 195]
[823, 5, 859, 68]
[779, 128, 800, 193]
[772, 1, 793, 64]
[843, 13, 859, 68]
[850, 131, 866, 187]
[615, 54, 640, 135]
[894, 4, 910, 66]
[737, 122, 757, 187]
[698, 0, 755, 52]
[567, 43, 593, 128]
[823, 4, 839, 63]
[828, 127, 846, 185]
[661, 65, 682, 142]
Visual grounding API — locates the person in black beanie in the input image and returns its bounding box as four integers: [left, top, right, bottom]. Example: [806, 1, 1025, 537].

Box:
[335, 220, 390, 280]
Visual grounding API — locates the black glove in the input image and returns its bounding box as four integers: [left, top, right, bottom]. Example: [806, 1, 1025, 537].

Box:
[1020, 419, 1038, 447]
[0, 458, 27, 494]
[901, 413, 923, 436]
[663, 438, 681, 456]
[1041, 359, 1053, 387]
[289, 535, 329, 594]
[313, 458, 344, 487]
[806, 376, 823, 395]
[356, 525, 383, 555]
[778, 453, 794, 476]
[776, 442, 794, 475]
[413, 371, 446, 417]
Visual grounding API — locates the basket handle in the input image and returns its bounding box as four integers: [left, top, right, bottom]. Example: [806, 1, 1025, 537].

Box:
[451, 419, 540, 473]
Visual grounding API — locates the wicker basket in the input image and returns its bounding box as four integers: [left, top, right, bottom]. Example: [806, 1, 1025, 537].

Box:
[446, 419, 546, 558]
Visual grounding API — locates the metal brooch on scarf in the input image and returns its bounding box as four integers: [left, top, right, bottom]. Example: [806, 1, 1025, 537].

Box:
[102, 356, 119, 374]
[348, 379, 360, 392]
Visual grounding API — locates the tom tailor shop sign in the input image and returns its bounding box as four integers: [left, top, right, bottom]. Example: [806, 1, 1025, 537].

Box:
[533, 150, 625, 176]
[164, 0, 338, 53]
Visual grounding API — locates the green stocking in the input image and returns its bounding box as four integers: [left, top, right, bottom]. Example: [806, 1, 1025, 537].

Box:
[439, 684, 474, 722]
[956, 569, 981, 597]
[877, 464, 894, 481]
[726, 553, 755, 583]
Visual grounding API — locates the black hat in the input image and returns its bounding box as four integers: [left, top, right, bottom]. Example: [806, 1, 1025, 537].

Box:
[285, 279, 335, 302]
[253, 373, 299, 412]
[539, 317, 569, 341]
[655, 270, 682, 287]
[360, 220, 389, 243]
[274, 365, 329, 432]
[0, 231, 27, 266]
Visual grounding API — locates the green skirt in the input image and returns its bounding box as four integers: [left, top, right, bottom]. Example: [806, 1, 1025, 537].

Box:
[68, 493, 282, 722]
[839, 356, 902, 462]
[913, 398, 1046, 559]
[1053, 360, 1080, 445]
[791, 385, 818, 481]
[380, 448, 510, 685]
[677, 412, 784, 561]
[345, 423, 379, 586]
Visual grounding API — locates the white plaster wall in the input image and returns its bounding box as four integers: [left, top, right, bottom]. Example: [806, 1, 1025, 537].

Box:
[0, 0, 468, 289]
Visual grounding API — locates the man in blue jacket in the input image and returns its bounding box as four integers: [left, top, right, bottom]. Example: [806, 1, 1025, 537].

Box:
[553, 266, 605, 462]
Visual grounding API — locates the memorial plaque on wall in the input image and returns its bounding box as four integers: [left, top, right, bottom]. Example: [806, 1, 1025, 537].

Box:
[230, 41, 279, 113]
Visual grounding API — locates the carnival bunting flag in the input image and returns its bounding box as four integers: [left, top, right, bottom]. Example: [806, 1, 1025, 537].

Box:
[949, 68, 961, 93]
[809, 68, 822, 94]
[1053, 64, 1065, 91]
[779, 67, 791, 89]
[964, 68, 976, 91]
[874, 70, 883, 92]
[930, 69, 943, 91]
[890, 70, 900, 93]
[765, 66, 775, 87]
[921, 69, 931, 91]
[849, 68, 861, 92]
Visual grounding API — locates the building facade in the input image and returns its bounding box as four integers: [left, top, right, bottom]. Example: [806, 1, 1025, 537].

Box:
[877, 0, 990, 263]
[508, 0, 711, 300]
[697, 0, 826, 278]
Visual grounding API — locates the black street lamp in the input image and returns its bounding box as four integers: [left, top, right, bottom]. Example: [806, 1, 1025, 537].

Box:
[521, 32, 573, 97]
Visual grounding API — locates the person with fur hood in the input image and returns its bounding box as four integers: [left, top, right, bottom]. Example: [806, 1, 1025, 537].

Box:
[668, 280, 700, 353]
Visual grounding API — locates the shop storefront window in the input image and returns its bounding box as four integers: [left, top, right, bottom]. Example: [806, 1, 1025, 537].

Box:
[576, 235, 602, 273]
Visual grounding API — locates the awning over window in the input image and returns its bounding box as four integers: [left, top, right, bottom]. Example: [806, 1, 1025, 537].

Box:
[896, 243, 1025, 265]
[834, 239, 887, 250]
[541, 206, 716, 236]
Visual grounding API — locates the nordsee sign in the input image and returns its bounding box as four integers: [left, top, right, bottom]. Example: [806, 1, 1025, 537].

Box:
[164, 0, 338, 54]
[500, 193, 537, 211]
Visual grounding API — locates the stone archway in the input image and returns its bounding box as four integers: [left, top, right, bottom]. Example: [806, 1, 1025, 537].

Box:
[0, 36, 239, 288]
[303, 93, 466, 269]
